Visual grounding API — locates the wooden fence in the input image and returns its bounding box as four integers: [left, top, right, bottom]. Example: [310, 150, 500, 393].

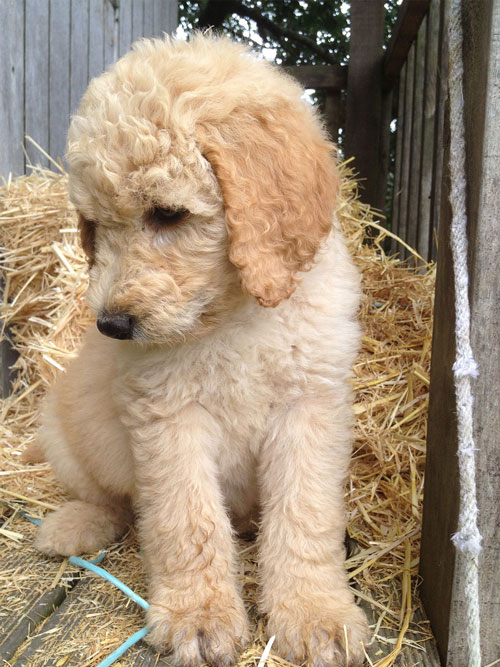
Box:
[0, 0, 178, 177]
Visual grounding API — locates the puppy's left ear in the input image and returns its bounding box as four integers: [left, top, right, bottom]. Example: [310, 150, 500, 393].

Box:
[197, 102, 338, 307]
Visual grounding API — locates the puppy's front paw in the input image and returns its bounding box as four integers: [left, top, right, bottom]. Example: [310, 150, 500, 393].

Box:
[270, 598, 369, 667]
[146, 586, 249, 666]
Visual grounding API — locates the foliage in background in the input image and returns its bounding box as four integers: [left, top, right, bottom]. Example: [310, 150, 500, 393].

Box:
[179, 1, 403, 65]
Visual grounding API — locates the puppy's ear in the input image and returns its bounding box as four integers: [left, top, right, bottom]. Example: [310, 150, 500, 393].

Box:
[197, 104, 338, 307]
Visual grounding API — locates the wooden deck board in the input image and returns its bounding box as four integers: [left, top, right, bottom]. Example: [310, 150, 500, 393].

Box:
[2, 517, 440, 665]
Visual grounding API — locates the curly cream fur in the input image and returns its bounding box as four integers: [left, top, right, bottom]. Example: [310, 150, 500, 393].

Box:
[34, 34, 368, 666]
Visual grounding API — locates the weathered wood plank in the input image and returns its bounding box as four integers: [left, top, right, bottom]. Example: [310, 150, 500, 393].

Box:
[88, 0, 105, 81]
[11, 572, 168, 666]
[143, 0, 154, 39]
[322, 90, 341, 145]
[25, 0, 50, 168]
[285, 64, 347, 91]
[70, 0, 90, 115]
[428, 0, 448, 261]
[390, 66, 406, 255]
[384, 0, 430, 89]
[419, 108, 458, 664]
[119, 0, 134, 56]
[417, 0, 440, 261]
[131, 0, 145, 44]
[406, 18, 426, 256]
[345, 0, 385, 211]
[49, 0, 71, 165]
[397, 43, 415, 258]
[0, 1, 25, 177]
[361, 595, 441, 665]
[0, 518, 74, 661]
[159, 0, 178, 36]
[104, 0, 119, 68]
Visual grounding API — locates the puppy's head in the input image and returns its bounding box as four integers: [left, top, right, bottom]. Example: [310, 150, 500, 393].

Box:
[67, 34, 338, 344]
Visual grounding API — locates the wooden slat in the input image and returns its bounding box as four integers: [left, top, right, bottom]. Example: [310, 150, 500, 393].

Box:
[49, 0, 71, 165]
[419, 106, 457, 665]
[390, 66, 406, 255]
[131, 0, 145, 43]
[428, 0, 449, 261]
[11, 572, 169, 666]
[361, 595, 441, 665]
[322, 90, 341, 144]
[119, 0, 134, 56]
[345, 0, 385, 211]
[25, 0, 50, 169]
[0, 519, 75, 661]
[384, 0, 430, 89]
[397, 43, 415, 258]
[417, 0, 440, 261]
[159, 0, 178, 36]
[70, 0, 90, 115]
[0, 1, 25, 176]
[285, 64, 347, 91]
[405, 18, 426, 256]
[88, 0, 105, 81]
[104, 0, 118, 68]
[143, 0, 154, 39]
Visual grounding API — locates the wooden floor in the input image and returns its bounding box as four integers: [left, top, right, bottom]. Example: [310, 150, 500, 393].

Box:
[1, 516, 441, 666]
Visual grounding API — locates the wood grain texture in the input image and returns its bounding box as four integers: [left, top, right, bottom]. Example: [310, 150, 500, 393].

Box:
[417, 0, 440, 261]
[397, 43, 415, 258]
[428, 0, 448, 261]
[88, 0, 105, 81]
[131, 0, 145, 43]
[70, 0, 90, 114]
[25, 0, 50, 168]
[285, 64, 347, 90]
[345, 0, 385, 211]
[104, 0, 119, 68]
[390, 66, 406, 255]
[119, 0, 134, 55]
[406, 19, 426, 255]
[49, 0, 71, 165]
[143, 0, 154, 39]
[384, 0, 430, 88]
[419, 107, 458, 664]
[0, 1, 25, 176]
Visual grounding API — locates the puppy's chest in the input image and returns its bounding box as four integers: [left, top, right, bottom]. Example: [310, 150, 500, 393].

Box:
[117, 340, 289, 451]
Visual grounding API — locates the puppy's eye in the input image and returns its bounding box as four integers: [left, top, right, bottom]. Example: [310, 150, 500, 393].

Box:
[78, 214, 97, 267]
[145, 206, 190, 228]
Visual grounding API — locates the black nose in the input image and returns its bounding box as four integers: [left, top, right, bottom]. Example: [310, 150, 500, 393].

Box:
[97, 313, 135, 340]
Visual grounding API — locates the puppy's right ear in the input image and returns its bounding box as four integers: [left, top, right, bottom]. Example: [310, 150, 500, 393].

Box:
[78, 214, 96, 267]
[197, 104, 338, 307]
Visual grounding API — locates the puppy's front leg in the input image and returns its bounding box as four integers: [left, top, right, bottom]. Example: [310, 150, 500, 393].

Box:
[259, 393, 369, 666]
[128, 402, 248, 666]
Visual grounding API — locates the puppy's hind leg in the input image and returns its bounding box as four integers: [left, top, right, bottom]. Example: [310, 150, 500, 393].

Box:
[35, 499, 132, 557]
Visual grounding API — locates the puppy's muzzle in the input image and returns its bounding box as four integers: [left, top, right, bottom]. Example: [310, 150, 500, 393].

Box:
[97, 312, 135, 340]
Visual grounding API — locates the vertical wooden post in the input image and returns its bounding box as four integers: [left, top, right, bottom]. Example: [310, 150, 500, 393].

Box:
[345, 0, 385, 211]
[323, 90, 342, 145]
[421, 0, 500, 662]
[391, 67, 406, 255]
[398, 43, 415, 257]
[417, 0, 440, 261]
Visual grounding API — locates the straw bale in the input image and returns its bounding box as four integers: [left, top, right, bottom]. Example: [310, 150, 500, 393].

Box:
[0, 165, 435, 666]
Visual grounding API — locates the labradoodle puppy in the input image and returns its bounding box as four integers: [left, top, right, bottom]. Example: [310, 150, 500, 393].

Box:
[32, 34, 368, 666]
